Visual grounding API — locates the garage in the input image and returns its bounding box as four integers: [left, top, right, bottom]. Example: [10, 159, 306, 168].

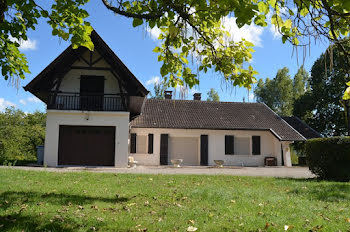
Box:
[169, 137, 199, 165]
[58, 125, 115, 166]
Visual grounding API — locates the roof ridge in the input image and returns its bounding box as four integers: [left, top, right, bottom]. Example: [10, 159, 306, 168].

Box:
[146, 98, 263, 104]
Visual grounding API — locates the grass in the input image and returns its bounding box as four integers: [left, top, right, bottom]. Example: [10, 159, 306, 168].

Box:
[0, 169, 350, 231]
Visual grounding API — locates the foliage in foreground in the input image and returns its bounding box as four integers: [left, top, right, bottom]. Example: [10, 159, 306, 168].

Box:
[306, 137, 350, 181]
[2, 0, 349, 90]
[1, 169, 350, 231]
[0, 108, 45, 163]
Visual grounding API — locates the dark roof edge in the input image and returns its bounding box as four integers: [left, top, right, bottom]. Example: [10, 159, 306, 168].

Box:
[24, 45, 74, 93]
[24, 30, 149, 96]
[261, 102, 306, 141]
[288, 116, 322, 138]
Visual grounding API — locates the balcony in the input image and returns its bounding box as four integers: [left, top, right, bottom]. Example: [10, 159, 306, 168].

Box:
[47, 92, 126, 111]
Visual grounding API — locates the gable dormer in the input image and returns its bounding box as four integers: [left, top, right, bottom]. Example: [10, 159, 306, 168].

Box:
[24, 30, 148, 117]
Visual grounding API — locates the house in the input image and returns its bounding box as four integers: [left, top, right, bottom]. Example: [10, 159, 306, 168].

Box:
[24, 30, 305, 168]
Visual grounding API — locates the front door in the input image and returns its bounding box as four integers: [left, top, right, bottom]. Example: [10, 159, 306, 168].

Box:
[80, 75, 104, 110]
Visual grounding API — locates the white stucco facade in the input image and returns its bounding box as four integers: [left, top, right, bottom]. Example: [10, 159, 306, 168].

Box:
[44, 110, 130, 167]
[130, 128, 293, 167]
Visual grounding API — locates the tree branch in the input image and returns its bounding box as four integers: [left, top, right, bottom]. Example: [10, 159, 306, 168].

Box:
[101, 0, 164, 20]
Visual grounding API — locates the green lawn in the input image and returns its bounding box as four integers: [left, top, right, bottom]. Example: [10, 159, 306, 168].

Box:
[0, 169, 350, 231]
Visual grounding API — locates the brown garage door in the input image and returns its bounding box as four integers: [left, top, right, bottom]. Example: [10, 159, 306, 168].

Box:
[58, 126, 115, 166]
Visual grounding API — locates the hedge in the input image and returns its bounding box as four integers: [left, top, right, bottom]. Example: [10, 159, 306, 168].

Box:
[305, 137, 350, 181]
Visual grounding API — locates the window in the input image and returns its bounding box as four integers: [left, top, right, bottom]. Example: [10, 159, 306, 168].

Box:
[136, 135, 147, 153]
[130, 133, 154, 154]
[225, 135, 234, 155]
[234, 137, 250, 155]
[252, 136, 261, 155]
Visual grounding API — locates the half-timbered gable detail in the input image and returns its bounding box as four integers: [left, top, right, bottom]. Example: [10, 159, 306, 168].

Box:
[24, 30, 148, 117]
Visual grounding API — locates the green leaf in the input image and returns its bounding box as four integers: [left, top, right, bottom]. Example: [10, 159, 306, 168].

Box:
[180, 57, 189, 64]
[300, 7, 308, 17]
[149, 20, 156, 29]
[153, 46, 161, 53]
[160, 64, 168, 76]
[343, 87, 350, 100]
[132, 18, 143, 27]
[284, 19, 292, 29]
[258, 2, 269, 14]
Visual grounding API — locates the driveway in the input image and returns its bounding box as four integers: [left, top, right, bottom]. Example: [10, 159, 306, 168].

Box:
[0, 165, 314, 179]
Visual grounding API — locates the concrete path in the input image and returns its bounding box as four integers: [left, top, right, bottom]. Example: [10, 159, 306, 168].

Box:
[0, 165, 314, 179]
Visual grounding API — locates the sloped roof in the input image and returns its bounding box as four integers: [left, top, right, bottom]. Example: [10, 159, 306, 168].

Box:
[131, 99, 306, 141]
[281, 116, 321, 139]
[24, 30, 148, 101]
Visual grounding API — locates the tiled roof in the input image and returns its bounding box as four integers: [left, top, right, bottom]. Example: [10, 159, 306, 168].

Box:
[131, 99, 306, 141]
[281, 116, 321, 139]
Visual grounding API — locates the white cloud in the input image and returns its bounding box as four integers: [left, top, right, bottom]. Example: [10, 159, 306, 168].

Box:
[222, 16, 264, 47]
[19, 38, 37, 50]
[27, 96, 41, 103]
[9, 36, 37, 50]
[19, 99, 26, 105]
[248, 92, 255, 101]
[0, 98, 16, 111]
[147, 27, 162, 41]
[19, 96, 41, 105]
[146, 76, 161, 86]
[269, 24, 281, 39]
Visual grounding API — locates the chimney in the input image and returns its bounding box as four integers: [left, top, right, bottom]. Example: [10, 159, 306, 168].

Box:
[193, 93, 201, 100]
[164, 91, 172, 99]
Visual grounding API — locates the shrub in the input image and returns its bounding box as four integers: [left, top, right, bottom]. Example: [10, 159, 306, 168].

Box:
[0, 107, 45, 163]
[305, 137, 350, 181]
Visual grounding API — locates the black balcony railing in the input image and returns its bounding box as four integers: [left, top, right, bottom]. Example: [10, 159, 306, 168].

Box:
[47, 92, 126, 111]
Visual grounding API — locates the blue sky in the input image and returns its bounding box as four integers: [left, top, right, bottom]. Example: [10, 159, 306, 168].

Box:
[0, 1, 328, 113]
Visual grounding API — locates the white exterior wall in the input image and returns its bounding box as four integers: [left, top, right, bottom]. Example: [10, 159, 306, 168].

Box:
[130, 128, 288, 167]
[44, 110, 130, 167]
[53, 50, 121, 94]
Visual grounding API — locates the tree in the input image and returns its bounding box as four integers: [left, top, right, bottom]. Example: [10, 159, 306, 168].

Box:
[1, 0, 350, 89]
[293, 66, 310, 100]
[255, 67, 294, 116]
[149, 80, 167, 99]
[207, 88, 220, 102]
[0, 107, 46, 162]
[293, 42, 350, 136]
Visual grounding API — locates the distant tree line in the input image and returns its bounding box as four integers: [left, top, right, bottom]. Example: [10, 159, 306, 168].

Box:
[255, 41, 350, 137]
[0, 108, 46, 163]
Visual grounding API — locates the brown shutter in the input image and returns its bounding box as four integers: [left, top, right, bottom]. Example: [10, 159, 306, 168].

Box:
[252, 136, 261, 155]
[148, 134, 154, 154]
[130, 133, 137, 153]
[225, 135, 234, 155]
[160, 134, 168, 165]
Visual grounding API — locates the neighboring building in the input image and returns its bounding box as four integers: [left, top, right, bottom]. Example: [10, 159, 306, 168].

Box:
[24, 31, 305, 168]
[281, 116, 321, 139]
